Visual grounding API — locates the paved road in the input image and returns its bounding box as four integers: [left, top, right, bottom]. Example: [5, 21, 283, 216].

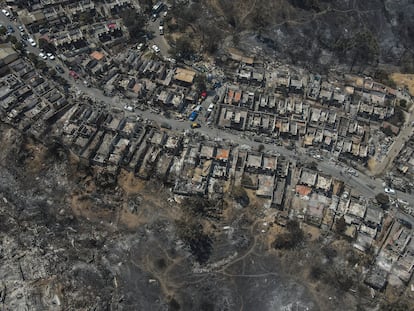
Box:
[371, 103, 414, 175]
[147, 15, 170, 57]
[3, 9, 414, 214]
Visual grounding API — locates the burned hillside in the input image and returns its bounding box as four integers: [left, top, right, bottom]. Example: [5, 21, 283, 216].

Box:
[197, 0, 414, 71]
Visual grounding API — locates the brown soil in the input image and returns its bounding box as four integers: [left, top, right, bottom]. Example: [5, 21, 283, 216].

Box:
[391, 73, 414, 96]
[117, 169, 145, 194]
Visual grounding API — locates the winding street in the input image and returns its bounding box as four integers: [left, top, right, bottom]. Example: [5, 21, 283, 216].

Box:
[2, 10, 414, 217]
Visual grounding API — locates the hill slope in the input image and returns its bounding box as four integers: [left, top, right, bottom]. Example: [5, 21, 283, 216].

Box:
[207, 0, 414, 71]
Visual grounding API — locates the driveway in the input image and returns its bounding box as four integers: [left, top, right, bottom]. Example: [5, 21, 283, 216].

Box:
[147, 16, 170, 57]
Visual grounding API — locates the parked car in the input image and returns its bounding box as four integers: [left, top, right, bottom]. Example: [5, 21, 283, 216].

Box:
[2, 9, 10, 17]
[18, 25, 24, 33]
[207, 103, 214, 112]
[137, 42, 145, 51]
[27, 37, 36, 46]
[189, 111, 198, 121]
[397, 218, 412, 229]
[46, 52, 55, 60]
[159, 26, 164, 35]
[6, 25, 14, 34]
[384, 188, 396, 195]
[191, 122, 201, 129]
[38, 52, 47, 60]
[161, 122, 172, 129]
[55, 65, 64, 74]
[151, 44, 160, 53]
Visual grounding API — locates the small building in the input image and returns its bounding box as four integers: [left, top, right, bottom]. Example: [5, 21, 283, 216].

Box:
[174, 68, 196, 85]
[365, 266, 388, 290]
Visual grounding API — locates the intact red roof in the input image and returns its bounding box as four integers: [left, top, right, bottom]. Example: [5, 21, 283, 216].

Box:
[90, 51, 105, 61]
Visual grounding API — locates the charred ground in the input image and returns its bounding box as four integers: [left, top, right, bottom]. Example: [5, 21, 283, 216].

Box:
[167, 0, 414, 73]
[0, 125, 408, 310]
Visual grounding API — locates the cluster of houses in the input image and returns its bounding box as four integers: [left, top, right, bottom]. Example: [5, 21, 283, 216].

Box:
[389, 136, 414, 196]
[217, 66, 400, 165]
[1, 1, 413, 297]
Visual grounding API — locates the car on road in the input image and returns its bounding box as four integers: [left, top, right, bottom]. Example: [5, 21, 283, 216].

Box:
[2, 9, 10, 17]
[55, 65, 64, 74]
[191, 122, 201, 129]
[347, 168, 358, 176]
[46, 52, 55, 60]
[384, 188, 396, 195]
[189, 111, 198, 121]
[137, 42, 145, 51]
[18, 25, 24, 33]
[39, 52, 47, 60]
[151, 44, 160, 53]
[159, 26, 164, 35]
[151, 14, 157, 21]
[27, 37, 36, 46]
[124, 105, 134, 112]
[161, 122, 172, 129]
[6, 25, 14, 34]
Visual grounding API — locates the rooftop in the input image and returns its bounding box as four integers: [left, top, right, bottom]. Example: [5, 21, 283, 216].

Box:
[174, 68, 196, 84]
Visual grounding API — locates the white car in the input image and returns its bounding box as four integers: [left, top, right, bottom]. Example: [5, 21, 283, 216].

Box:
[2, 9, 10, 17]
[46, 52, 55, 60]
[18, 25, 24, 33]
[207, 103, 214, 112]
[151, 44, 160, 53]
[28, 38, 36, 47]
[384, 188, 396, 195]
[38, 52, 47, 60]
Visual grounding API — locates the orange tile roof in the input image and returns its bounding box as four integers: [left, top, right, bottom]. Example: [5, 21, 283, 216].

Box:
[215, 148, 229, 160]
[295, 185, 312, 197]
[90, 51, 105, 61]
[234, 91, 242, 102]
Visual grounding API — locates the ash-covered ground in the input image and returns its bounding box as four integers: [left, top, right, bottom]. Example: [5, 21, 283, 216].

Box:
[0, 124, 364, 310]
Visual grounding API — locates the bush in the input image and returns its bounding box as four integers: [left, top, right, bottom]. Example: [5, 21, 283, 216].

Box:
[375, 193, 390, 207]
[273, 220, 304, 249]
[175, 220, 212, 264]
[335, 216, 347, 234]
[309, 265, 324, 280]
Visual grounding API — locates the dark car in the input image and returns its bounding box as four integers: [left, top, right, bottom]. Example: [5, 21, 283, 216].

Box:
[55, 65, 64, 74]
[398, 218, 412, 229]
[159, 19, 164, 26]
[6, 25, 14, 33]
